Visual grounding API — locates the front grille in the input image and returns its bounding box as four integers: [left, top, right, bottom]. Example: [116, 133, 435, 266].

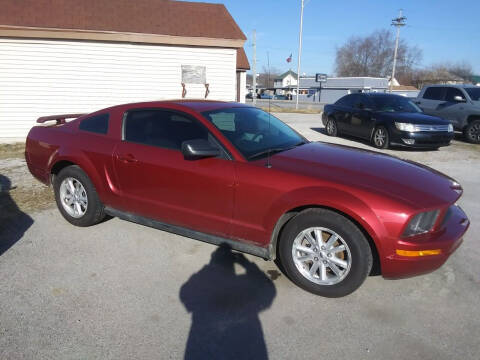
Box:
[413, 124, 450, 132]
[416, 135, 451, 144]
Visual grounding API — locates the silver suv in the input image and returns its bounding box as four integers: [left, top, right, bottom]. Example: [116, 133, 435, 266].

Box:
[415, 84, 480, 143]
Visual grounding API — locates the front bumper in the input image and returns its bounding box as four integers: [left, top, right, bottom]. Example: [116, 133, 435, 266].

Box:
[390, 129, 454, 148]
[381, 204, 469, 279]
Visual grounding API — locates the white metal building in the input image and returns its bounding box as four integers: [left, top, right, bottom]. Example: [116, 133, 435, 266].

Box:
[0, 0, 250, 140]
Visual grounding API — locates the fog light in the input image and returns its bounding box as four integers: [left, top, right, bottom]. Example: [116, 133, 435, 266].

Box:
[396, 249, 442, 257]
[402, 138, 415, 145]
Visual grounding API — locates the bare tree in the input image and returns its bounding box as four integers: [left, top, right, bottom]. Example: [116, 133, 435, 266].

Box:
[444, 61, 474, 82]
[257, 66, 281, 88]
[411, 61, 474, 88]
[335, 29, 422, 82]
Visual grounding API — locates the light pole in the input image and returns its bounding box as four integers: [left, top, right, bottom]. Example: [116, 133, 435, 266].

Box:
[252, 29, 257, 105]
[389, 10, 406, 93]
[295, 0, 305, 109]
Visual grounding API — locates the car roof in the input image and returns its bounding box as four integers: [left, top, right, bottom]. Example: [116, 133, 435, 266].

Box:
[96, 99, 252, 114]
[355, 93, 406, 99]
[423, 84, 477, 89]
[363, 93, 402, 97]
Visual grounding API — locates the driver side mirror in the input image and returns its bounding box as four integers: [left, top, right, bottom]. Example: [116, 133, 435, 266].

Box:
[453, 95, 466, 102]
[181, 139, 220, 160]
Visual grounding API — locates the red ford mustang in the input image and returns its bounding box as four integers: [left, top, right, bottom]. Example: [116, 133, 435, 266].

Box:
[25, 100, 469, 297]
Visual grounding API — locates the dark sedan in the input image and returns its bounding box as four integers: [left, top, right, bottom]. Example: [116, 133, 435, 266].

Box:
[322, 93, 454, 149]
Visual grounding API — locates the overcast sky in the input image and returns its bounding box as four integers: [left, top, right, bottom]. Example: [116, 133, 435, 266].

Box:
[185, 0, 480, 76]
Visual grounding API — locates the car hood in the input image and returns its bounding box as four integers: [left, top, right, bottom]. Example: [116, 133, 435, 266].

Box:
[377, 112, 449, 124]
[270, 142, 459, 208]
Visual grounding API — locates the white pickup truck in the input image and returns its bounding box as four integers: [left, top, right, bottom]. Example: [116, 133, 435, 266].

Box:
[415, 84, 480, 143]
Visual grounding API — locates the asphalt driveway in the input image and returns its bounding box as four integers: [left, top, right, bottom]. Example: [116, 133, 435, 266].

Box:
[1, 113, 479, 359]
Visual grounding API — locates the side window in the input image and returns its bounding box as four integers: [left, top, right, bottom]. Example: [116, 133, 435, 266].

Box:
[423, 87, 445, 100]
[352, 94, 365, 109]
[336, 95, 353, 108]
[355, 95, 373, 110]
[445, 88, 466, 102]
[209, 112, 236, 132]
[79, 113, 109, 134]
[123, 109, 208, 150]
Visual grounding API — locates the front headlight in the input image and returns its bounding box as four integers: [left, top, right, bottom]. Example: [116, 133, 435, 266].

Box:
[448, 124, 454, 132]
[403, 210, 440, 237]
[395, 122, 417, 132]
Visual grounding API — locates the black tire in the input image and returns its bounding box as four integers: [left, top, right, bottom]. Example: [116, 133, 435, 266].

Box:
[372, 125, 390, 149]
[54, 165, 105, 227]
[325, 117, 338, 137]
[464, 120, 480, 144]
[277, 208, 372, 297]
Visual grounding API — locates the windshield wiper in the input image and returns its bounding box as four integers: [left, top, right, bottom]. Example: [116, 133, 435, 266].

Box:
[248, 141, 306, 161]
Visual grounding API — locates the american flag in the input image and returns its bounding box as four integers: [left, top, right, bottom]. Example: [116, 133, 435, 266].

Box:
[286, 53, 292, 63]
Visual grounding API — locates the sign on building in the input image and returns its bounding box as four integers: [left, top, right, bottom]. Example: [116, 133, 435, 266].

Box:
[315, 73, 327, 82]
[182, 65, 207, 84]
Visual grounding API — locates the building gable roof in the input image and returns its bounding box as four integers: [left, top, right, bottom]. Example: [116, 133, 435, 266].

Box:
[275, 70, 298, 81]
[236, 48, 250, 70]
[0, 0, 246, 47]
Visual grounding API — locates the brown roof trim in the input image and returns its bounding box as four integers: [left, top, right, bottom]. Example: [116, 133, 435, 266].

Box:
[236, 47, 250, 70]
[0, 25, 245, 48]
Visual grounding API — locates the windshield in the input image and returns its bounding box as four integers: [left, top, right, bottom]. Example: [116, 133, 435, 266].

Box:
[465, 87, 480, 101]
[371, 95, 422, 113]
[202, 107, 305, 160]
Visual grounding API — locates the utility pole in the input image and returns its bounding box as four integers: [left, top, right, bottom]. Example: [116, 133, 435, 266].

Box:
[389, 9, 406, 93]
[295, 0, 305, 109]
[252, 30, 257, 106]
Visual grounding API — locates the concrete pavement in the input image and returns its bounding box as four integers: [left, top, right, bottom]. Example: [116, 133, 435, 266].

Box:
[1, 113, 479, 359]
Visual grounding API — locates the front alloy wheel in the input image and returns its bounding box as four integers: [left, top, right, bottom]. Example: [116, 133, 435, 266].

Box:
[372, 126, 389, 149]
[278, 208, 372, 297]
[292, 227, 352, 285]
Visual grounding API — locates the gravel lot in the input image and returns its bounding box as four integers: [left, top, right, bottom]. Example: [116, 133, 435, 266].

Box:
[1, 113, 479, 360]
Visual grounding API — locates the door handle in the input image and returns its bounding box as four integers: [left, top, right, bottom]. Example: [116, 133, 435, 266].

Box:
[117, 154, 138, 163]
[414, 101, 421, 105]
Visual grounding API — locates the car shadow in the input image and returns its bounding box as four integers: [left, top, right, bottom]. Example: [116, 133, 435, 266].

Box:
[0, 174, 34, 256]
[453, 132, 475, 144]
[179, 245, 276, 360]
[310, 127, 438, 152]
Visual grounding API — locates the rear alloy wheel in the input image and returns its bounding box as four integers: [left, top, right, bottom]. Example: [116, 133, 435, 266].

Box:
[372, 126, 390, 149]
[464, 120, 480, 144]
[59, 177, 88, 218]
[278, 209, 372, 297]
[326, 118, 338, 136]
[54, 165, 106, 227]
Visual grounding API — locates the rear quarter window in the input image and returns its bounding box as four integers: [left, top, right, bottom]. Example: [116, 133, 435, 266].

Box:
[79, 113, 109, 134]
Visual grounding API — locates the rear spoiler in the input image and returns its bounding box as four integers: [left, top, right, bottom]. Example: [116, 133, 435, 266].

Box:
[36, 113, 86, 125]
